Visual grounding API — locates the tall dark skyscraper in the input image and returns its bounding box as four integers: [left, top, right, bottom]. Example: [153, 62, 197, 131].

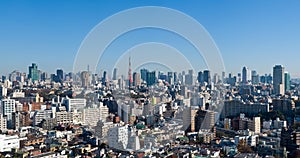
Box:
[102, 71, 107, 85]
[173, 72, 177, 84]
[242, 66, 248, 84]
[56, 69, 63, 82]
[112, 68, 117, 80]
[273, 65, 285, 95]
[146, 71, 156, 86]
[197, 71, 203, 83]
[284, 72, 290, 92]
[203, 70, 211, 84]
[140, 68, 148, 82]
[28, 63, 39, 82]
[167, 72, 173, 84]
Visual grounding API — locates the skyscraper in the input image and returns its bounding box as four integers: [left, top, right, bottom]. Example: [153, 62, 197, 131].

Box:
[112, 68, 117, 80]
[284, 72, 291, 92]
[81, 71, 90, 88]
[140, 68, 148, 82]
[197, 71, 203, 84]
[242, 66, 250, 84]
[146, 71, 156, 86]
[102, 71, 107, 85]
[203, 70, 211, 84]
[251, 70, 259, 85]
[133, 72, 141, 87]
[273, 65, 285, 95]
[28, 63, 39, 82]
[56, 69, 63, 83]
[167, 72, 173, 85]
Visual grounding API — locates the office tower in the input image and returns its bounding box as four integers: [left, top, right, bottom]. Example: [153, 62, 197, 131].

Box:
[113, 68, 117, 80]
[251, 70, 259, 85]
[28, 63, 39, 82]
[197, 71, 203, 84]
[222, 71, 226, 83]
[1, 98, 16, 128]
[173, 72, 177, 84]
[237, 73, 241, 83]
[213, 73, 219, 84]
[102, 71, 107, 85]
[81, 71, 90, 88]
[140, 68, 148, 82]
[167, 72, 173, 84]
[273, 65, 285, 95]
[41, 72, 48, 81]
[146, 71, 156, 86]
[285, 72, 291, 92]
[242, 66, 251, 84]
[133, 72, 141, 87]
[185, 69, 193, 85]
[128, 57, 133, 88]
[56, 69, 63, 82]
[203, 70, 211, 84]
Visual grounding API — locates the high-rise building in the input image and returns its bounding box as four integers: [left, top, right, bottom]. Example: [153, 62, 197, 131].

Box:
[1, 98, 16, 128]
[203, 70, 211, 84]
[56, 69, 64, 82]
[140, 68, 148, 82]
[146, 71, 156, 86]
[167, 72, 173, 85]
[273, 65, 285, 95]
[173, 72, 177, 84]
[112, 68, 117, 80]
[285, 72, 291, 92]
[81, 71, 90, 88]
[28, 63, 39, 82]
[185, 69, 193, 85]
[133, 72, 141, 87]
[102, 71, 107, 85]
[242, 66, 251, 84]
[251, 70, 259, 85]
[197, 71, 203, 84]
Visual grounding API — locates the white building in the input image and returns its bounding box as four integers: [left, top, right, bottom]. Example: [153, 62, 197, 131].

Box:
[0, 134, 20, 152]
[0, 114, 7, 131]
[108, 125, 129, 150]
[99, 103, 109, 121]
[83, 107, 101, 127]
[62, 98, 86, 112]
[0, 86, 7, 97]
[1, 98, 16, 128]
[12, 90, 25, 98]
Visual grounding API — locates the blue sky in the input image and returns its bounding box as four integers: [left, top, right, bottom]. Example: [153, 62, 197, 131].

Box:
[1, 0, 300, 77]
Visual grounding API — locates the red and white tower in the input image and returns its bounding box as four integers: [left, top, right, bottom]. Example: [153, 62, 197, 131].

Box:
[128, 56, 133, 88]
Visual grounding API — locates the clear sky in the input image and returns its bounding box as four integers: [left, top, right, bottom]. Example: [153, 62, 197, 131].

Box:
[1, 0, 300, 77]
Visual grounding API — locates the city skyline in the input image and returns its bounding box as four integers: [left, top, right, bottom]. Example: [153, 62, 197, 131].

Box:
[1, 1, 300, 77]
